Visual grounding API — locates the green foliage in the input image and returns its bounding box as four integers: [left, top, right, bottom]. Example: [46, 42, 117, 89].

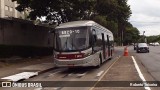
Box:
[92, 15, 118, 36]
[123, 23, 140, 45]
[12, 0, 131, 23]
[12, 0, 96, 23]
[156, 35, 160, 42]
[92, 16, 107, 26]
[147, 35, 160, 43]
[96, 0, 131, 23]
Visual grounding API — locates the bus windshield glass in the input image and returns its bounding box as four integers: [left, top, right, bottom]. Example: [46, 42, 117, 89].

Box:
[54, 27, 90, 52]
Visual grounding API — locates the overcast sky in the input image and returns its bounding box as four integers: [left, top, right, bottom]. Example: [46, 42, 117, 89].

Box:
[127, 0, 160, 36]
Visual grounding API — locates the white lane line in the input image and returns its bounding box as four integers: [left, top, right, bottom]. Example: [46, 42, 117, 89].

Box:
[131, 56, 151, 90]
[68, 73, 73, 76]
[34, 88, 43, 90]
[76, 72, 87, 77]
[48, 71, 62, 77]
[96, 71, 104, 77]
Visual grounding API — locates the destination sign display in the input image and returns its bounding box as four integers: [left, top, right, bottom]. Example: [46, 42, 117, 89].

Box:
[57, 27, 87, 37]
[58, 29, 80, 37]
[60, 30, 80, 35]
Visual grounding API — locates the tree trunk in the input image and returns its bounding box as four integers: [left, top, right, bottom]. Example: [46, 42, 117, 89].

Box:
[118, 21, 125, 46]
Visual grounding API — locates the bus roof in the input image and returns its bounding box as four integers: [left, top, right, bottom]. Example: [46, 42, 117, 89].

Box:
[56, 20, 95, 29]
[55, 20, 112, 34]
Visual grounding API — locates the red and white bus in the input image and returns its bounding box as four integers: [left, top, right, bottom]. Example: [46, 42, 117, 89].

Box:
[52, 20, 114, 67]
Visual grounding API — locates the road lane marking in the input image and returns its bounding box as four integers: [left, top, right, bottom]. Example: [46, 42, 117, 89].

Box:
[89, 56, 121, 90]
[96, 71, 104, 77]
[131, 56, 151, 90]
[1, 72, 38, 82]
[76, 72, 87, 77]
[68, 73, 73, 76]
[34, 88, 43, 90]
[48, 71, 62, 77]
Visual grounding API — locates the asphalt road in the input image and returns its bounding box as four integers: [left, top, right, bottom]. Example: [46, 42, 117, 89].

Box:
[130, 46, 160, 81]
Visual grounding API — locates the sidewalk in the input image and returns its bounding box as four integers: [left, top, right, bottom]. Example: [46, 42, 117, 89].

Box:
[0, 56, 55, 82]
[93, 56, 145, 90]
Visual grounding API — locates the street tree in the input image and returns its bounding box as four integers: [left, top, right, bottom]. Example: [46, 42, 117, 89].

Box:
[124, 26, 140, 45]
[95, 0, 131, 45]
[12, 0, 96, 24]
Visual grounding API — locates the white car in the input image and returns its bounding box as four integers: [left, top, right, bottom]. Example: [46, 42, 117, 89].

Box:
[154, 42, 160, 46]
[136, 43, 149, 53]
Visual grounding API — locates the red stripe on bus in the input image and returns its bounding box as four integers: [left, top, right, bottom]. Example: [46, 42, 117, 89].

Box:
[57, 53, 84, 59]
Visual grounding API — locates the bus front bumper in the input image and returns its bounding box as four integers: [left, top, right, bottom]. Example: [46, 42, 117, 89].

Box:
[54, 54, 99, 67]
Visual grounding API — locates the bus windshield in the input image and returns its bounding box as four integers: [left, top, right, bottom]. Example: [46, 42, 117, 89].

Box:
[54, 27, 90, 52]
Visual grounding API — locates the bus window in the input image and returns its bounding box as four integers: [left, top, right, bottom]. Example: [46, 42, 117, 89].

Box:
[54, 27, 90, 52]
[73, 33, 87, 50]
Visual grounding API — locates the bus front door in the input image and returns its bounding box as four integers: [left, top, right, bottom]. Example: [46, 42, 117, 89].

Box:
[102, 33, 106, 60]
